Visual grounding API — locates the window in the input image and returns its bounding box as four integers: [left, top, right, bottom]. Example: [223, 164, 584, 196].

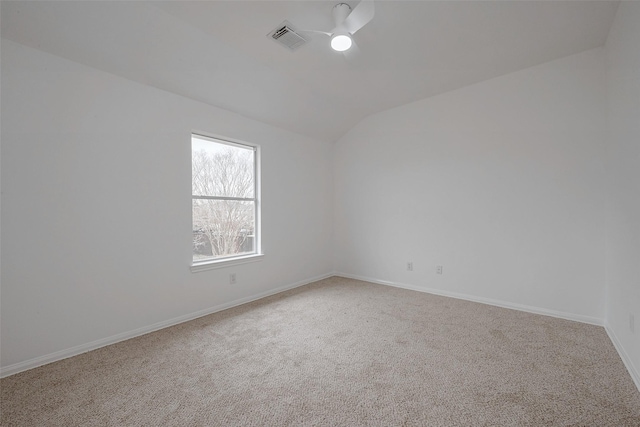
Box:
[191, 134, 260, 267]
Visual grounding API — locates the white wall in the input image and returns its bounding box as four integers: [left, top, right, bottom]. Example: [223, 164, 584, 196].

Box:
[604, 1, 640, 385]
[334, 48, 607, 323]
[0, 39, 333, 371]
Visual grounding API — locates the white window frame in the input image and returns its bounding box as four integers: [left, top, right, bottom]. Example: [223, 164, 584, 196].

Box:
[190, 133, 262, 273]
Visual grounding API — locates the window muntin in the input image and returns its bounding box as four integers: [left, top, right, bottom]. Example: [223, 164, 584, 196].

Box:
[192, 134, 259, 264]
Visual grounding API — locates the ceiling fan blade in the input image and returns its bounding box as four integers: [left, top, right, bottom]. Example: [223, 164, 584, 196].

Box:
[342, 0, 374, 35]
[342, 38, 362, 61]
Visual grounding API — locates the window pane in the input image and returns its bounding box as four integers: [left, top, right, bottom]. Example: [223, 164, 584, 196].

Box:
[192, 199, 256, 260]
[192, 136, 254, 198]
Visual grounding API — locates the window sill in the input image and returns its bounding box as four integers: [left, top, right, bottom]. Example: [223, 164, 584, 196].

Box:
[190, 253, 264, 273]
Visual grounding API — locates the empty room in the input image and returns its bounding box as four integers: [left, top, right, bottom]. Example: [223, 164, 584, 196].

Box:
[1, 0, 639, 425]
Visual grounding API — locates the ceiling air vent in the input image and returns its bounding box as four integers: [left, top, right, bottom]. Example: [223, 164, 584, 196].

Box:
[268, 21, 308, 51]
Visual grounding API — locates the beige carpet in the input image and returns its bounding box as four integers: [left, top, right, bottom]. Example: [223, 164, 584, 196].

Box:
[1, 277, 639, 426]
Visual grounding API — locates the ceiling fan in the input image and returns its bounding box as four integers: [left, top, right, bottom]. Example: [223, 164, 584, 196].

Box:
[269, 1, 375, 53]
[307, 1, 375, 52]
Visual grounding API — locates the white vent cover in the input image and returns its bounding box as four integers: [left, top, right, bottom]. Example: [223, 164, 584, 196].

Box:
[268, 21, 308, 51]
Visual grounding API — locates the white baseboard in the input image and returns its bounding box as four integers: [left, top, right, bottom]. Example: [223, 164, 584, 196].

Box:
[8, 271, 635, 393]
[0, 272, 334, 378]
[335, 272, 604, 326]
[605, 324, 640, 392]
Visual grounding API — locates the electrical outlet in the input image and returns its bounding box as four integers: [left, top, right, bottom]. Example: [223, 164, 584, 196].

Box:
[436, 265, 443, 275]
[631, 314, 635, 333]
[407, 262, 413, 271]
[230, 273, 237, 285]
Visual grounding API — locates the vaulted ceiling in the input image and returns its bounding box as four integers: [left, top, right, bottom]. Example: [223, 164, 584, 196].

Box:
[1, 1, 619, 142]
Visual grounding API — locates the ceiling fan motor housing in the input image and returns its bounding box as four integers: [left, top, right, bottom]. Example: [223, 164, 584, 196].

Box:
[332, 3, 352, 27]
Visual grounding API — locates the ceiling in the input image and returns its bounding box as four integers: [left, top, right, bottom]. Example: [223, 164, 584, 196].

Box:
[1, 1, 619, 142]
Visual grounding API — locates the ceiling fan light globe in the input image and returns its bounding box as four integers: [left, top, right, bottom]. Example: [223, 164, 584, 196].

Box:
[331, 34, 352, 51]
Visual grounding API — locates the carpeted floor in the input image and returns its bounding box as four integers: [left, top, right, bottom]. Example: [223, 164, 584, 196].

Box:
[1, 276, 639, 426]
